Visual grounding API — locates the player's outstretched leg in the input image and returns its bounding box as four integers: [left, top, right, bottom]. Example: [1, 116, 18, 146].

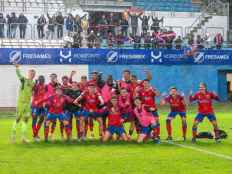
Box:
[44, 120, 51, 142]
[192, 120, 200, 143]
[11, 118, 21, 143]
[50, 120, 56, 141]
[211, 120, 220, 143]
[32, 113, 38, 139]
[89, 118, 94, 138]
[166, 118, 173, 141]
[21, 117, 30, 143]
[96, 117, 104, 139]
[35, 115, 45, 140]
[181, 117, 187, 141]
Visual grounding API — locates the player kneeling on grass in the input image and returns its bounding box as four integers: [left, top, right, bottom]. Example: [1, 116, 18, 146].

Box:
[11, 64, 36, 144]
[103, 96, 128, 142]
[74, 83, 105, 141]
[36, 87, 74, 142]
[161, 87, 187, 141]
[31, 75, 47, 142]
[134, 97, 160, 144]
[189, 82, 221, 143]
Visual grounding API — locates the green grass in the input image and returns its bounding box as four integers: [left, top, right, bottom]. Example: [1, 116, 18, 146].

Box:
[0, 103, 232, 174]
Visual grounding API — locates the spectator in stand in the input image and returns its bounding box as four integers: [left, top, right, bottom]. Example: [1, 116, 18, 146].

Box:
[143, 32, 151, 49]
[196, 35, 204, 49]
[18, 13, 28, 39]
[95, 32, 102, 48]
[120, 16, 129, 37]
[56, 12, 64, 39]
[46, 13, 55, 40]
[151, 31, 159, 49]
[0, 13, 6, 38]
[87, 30, 97, 48]
[132, 34, 141, 49]
[66, 14, 74, 36]
[98, 15, 108, 39]
[214, 33, 224, 49]
[10, 12, 18, 39]
[140, 15, 150, 34]
[174, 36, 183, 49]
[151, 16, 163, 33]
[115, 31, 124, 48]
[74, 14, 85, 34]
[128, 10, 143, 37]
[37, 14, 46, 39]
[187, 34, 194, 46]
[108, 13, 116, 35]
[6, 14, 10, 38]
[72, 32, 82, 48]
[107, 31, 114, 48]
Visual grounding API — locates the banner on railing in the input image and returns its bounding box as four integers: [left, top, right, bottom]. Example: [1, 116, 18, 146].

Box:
[0, 48, 231, 65]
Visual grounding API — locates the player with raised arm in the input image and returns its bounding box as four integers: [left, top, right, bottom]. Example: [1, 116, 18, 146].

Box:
[161, 87, 187, 141]
[31, 75, 46, 142]
[103, 96, 128, 142]
[189, 83, 221, 143]
[11, 64, 36, 143]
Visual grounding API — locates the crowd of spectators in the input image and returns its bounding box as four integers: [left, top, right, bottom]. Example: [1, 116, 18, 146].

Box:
[0, 10, 225, 49]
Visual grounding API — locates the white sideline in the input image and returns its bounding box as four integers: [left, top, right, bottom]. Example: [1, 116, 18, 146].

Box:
[166, 141, 232, 161]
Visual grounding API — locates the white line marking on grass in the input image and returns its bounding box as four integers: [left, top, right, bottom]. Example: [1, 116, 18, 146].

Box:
[165, 141, 232, 161]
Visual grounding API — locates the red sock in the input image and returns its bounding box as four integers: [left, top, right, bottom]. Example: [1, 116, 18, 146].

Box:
[157, 124, 160, 137]
[65, 125, 71, 139]
[89, 118, 94, 131]
[60, 122, 64, 137]
[153, 128, 158, 138]
[166, 120, 172, 137]
[214, 128, 219, 139]
[85, 119, 88, 136]
[182, 122, 187, 138]
[51, 121, 56, 134]
[76, 120, 81, 139]
[44, 124, 49, 140]
[32, 125, 37, 137]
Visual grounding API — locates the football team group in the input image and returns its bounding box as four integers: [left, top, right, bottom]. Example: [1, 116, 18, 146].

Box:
[11, 63, 223, 144]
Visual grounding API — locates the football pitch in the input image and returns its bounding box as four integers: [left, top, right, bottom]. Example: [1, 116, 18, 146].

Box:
[0, 104, 231, 174]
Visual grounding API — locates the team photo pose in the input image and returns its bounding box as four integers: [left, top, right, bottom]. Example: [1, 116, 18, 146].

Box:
[134, 97, 160, 143]
[161, 87, 187, 141]
[74, 83, 105, 141]
[190, 83, 221, 143]
[103, 96, 128, 142]
[11, 64, 36, 143]
[31, 75, 46, 141]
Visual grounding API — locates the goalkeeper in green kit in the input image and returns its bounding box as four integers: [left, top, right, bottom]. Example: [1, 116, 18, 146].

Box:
[11, 64, 36, 143]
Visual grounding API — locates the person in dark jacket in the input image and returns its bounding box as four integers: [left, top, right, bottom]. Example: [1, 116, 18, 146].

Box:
[66, 14, 74, 36]
[174, 36, 183, 49]
[37, 14, 46, 39]
[18, 13, 28, 39]
[10, 12, 18, 38]
[0, 13, 6, 38]
[151, 16, 163, 33]
[56, 12, 64, 39]
[120, 17, 129, 37]
[46, 13, 55, 39]
[128, 11, 143, 37]
[140, 15, 150, 34]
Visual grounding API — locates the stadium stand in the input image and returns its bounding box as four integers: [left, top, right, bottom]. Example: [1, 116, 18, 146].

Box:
[0, 0, 229, 48]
